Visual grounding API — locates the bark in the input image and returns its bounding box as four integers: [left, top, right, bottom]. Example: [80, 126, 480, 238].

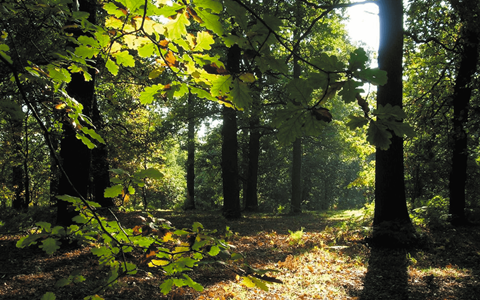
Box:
[222, 105, 241, 218]
[290, 44, 302, 214]
[447, 4, 479, 224]
[91, 96, 114, 208]
[185, 92, 196, 210]
[244, 116, 260, 211]
[221, 44, 241, 219]
[374, 0, 411, 226]
[56, 0, 96, 225]
[291, 137, 302, 213]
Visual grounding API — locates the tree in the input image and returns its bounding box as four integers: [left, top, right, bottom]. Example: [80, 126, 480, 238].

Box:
[447, 0, 479, 224]
[373, 0, 412, 227]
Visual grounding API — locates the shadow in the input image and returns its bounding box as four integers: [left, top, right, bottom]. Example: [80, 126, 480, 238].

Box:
[350, 247, 409, 300]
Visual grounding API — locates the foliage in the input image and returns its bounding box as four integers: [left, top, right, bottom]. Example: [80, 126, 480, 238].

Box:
[16, 196, 278, 298]
[411, 195, 450, 228]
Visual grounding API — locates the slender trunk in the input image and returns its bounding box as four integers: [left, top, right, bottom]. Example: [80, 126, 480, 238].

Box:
[374, 0, 411, 226]
[290, 40, 302, 214]
[185, 91, 196, 210]
[244, 116, 260, 211]
[221, 44, 241, 219]
[448, 11, 479, 224]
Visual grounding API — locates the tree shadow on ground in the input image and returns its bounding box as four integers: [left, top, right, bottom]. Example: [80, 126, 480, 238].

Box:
[349, 247, 409, 300]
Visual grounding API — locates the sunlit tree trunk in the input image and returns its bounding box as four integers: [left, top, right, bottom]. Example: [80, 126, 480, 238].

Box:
[374, 0, 411, 226]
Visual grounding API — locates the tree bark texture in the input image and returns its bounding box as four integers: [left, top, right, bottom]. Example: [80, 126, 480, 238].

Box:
[185, 91, 196, 210]
[374, 0, 411, 226]
[221, 44, 241, 219]
[448, 1, 479, 223]
[57, 0, 96, 225]
[244, 116, 260, 211]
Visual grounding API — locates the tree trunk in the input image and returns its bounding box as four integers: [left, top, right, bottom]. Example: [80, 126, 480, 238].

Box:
[185, 91, 196, 210]
[244, 116, 260, 211]
[448, 3, 479, 224]
[56, 0, 96, 226]
[290, 43, 302, 214]
[374, 0, 411, 226]
[222, 105, 241, 218]
[91, 95, 114, 208]
[291, 137, 302, 213]
[221, 44, 241, 219]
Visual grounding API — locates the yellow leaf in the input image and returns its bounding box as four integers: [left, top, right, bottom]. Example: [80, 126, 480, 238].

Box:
[110, 42, 122, 53]
[239, 73, 256, 83]
[148, 67, 164, 79]
[241, 276, 255, 288]
[148, 259, 170, 267]
[163, 232, 173, 242]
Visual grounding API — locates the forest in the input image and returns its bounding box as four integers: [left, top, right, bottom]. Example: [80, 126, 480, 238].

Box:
[1, 0, 480, 299]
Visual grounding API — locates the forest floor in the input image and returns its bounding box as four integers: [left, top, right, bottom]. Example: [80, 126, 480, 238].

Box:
[1, 209, 480, 300]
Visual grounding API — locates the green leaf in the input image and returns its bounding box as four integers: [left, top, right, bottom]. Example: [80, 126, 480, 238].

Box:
[105, 58, 119, 76]
[211, 75, 232, 97]
[183, 274, 204, 292]
[41, 292, 56, 300]
[76, 133, 96, 149]
[166, 12, 190, 39]
[346, 115, 368, 130]
[194, 0, 223, 13]
[285, 78, 313, 105]
[242, 276, 255, 288]
[135, 168, 163, 179]
[357, 68, 388, 86]
[75, 45, 97, 59]
[104, 184, 123, 198]
[36, 221, 52, 233]
[83, 295, 104, 300]
[160, 278, 174, 294]
[103, 3, 125, 18]
[113, 51, 135, 67]
[81, 127, 105, 144]
[348, 47, 368, 71]
[195, 8, 224, 36]
[40, 237, 61, 255]
[72, 215, 88, 224]
[91, 246, 112, 257]
[208, 245, 220, 256]
[16, 234, 43, 248]
[367, 120, 392, 150]
[374, 104, 407, 121]
[383, 120, 416, 138]
[338, 80, 364, 103]
[250, 276, 269, 291]
[195, 31, 214, 51]
[140, 84, 164, 104]
[55, 277, 72, 288]
[47, 65, 71, 83]
[138, 43, 157, 58]
[231, 78, 253, 110]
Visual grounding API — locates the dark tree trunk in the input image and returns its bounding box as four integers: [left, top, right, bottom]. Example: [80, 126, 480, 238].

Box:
[291, 137, 302, 213]
[447, 3, 479, 224]
[56, 0, 96, 225]
[185, 92, 196, 210]
[222, 105, 241, 218]
[221, 44, 241, 219]
[374, 0, 411, 226]
[91, 96, 114, 208]
[290, 49, 302, 214]
[11, 118, 28, 211]
[244, 116, 260, 211]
